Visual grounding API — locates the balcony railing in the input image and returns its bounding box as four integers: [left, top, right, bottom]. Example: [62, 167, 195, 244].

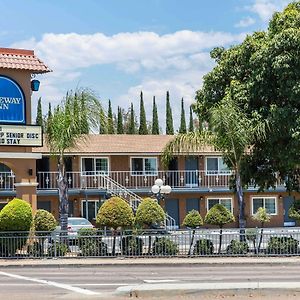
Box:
[0, 170, 285, 192]
[36, 170, 233, 190]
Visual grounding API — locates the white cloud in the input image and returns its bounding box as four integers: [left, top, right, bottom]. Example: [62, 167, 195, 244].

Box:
[247, 0, 290, 22]
[235, 17, 256, 28]
[11, 30, 245, 130]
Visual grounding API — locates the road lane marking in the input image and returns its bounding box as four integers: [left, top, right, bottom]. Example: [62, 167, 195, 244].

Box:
[143, 279, 179, 283]
[0, 271, 99, 295]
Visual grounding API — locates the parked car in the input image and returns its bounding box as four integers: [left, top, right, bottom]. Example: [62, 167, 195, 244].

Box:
[51, 217, 94, 243]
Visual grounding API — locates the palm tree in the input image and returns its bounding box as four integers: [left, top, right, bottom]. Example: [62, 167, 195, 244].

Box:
[45, 89, 103, 232]
[162, 82, 267, 230]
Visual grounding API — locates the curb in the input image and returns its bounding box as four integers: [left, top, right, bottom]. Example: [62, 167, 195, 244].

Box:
[114, 281, 300, 297]
[1, 257, 300, 268]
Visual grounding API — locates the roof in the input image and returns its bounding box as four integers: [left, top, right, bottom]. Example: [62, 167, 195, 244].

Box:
[0, 48, 51, 73]
[33, 134, 220, 155]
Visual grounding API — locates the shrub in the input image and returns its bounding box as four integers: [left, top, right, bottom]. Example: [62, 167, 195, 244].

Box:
[226, 240, 249, 255]
[33, 209, 57, 233]
[0, 198, 32, 231]
[267, 236, 299, 255]
[204, 204, 235, 254]
[182, 210, 203, 228]
[193, 239, 214, 255]
[121, 236, 143, 256]
[135, 198, 165, 227]
[48, 242, 69, 257]
[0, 198, 32, 257]
[96, 196, 134, 230]
[152, 237, 178, 256]
[288, 199, 300, 221]
[78, 228, 108, 256]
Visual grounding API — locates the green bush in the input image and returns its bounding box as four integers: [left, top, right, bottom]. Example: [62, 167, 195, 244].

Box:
[48, 242, 69, 257]
[33, 209, 57, 233]
[288, 199, 300, 221]
[267, 236, 299, 255]
[78, 228, 108, 256]
[121, 236, 143, 256]
[182, 210, 203, 228]
[204, 204, 235, 227]
[226, 240, 249, 255]
[193, 239, 214, 255]
[0, 198, 32, 231]
[96, 196, 134, 230]
[135, 198, 165, 227]
[0, 198, 32, 257]
[152, 237, 178, 256]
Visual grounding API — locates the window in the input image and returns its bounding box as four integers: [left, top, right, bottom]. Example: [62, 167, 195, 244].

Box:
[252, 197, 277, 215]
[206, 157, 231, 175]
[81, 157, 109, 175]
[81, 199, 101, 221]
[207, 198, 233, 212]
[131, 157, 157, 175]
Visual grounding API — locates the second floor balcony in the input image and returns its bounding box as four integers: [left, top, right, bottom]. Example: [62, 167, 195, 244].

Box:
[0, 170, 284, 192]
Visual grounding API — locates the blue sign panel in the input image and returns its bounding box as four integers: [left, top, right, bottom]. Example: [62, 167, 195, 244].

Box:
[0, 76, 25, 124]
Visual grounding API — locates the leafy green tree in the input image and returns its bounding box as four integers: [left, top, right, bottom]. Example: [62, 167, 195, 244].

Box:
[151, 96, 159, 135]
[179, 98, 187, 134]
[189, 106, 194, 132]
[135, 197, 165, 254]
[139, 91, 148, 135]
[99, 106, 107, 134]
[45, 90, 103, 231]
[96, 196, 134, 255]
[117, 106, 124, 134]
[252, 207, 271, 253]
[127, 102, 136, 134]
[163, 83, 267, 231]
[107, 99, 115, 134]
[33, 209, 57, 232]
[204, 204, 235, 254]
[166, 91, 174, 135]
[194, 2, 300, 192]
[182, 209, 203, 255]
[36, 97, 43, 129]
[80, 92, 89, 134]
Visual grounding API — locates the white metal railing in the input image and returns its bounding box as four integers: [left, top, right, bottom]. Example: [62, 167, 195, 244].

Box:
[0, 172, 15, 190]
[37, 170, 235, 190]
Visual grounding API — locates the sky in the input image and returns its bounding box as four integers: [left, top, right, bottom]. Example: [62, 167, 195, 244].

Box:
[0, 0, 291, 132]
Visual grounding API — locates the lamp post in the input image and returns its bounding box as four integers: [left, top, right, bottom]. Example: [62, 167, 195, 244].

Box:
[151, 178, 172, 202]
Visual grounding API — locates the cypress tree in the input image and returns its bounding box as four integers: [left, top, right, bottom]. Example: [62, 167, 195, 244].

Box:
[107, 99, 115, 134]
[138, 91, 148, 135]
[127, 103, 136, 134]
[151, 96, 159, 135]
[36, 97, 43, 128]
[189, 105, 194, 132]
[99, 107, 107, 134]
[165, 91, 174, 135]
[117, 106, 124, 134]
[80, 92, 89, 134]
[179, 97, 187, 134]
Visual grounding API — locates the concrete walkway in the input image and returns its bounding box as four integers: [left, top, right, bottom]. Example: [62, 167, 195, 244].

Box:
[1, 256, 300, 267]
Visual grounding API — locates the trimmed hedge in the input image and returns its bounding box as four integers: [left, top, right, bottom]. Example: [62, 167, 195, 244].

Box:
[33, 209, 57, 233]
[226, 240, 249, 255]
[152, 237, 178, 256]
[121, 236, 143, 256]
[267, 236, 299, 255]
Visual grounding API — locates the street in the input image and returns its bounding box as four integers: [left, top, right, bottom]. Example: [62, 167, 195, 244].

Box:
[1, 263, 300, 299]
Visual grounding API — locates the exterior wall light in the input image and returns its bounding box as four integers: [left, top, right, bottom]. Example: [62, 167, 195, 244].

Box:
[31, 79, 40, 91]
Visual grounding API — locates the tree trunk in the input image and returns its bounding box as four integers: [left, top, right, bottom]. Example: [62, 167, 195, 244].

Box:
[112, 234, 116, 256]
[258, 228, 264, 253]
[58, 156, 69, 232]
[218, 227, 223, 254]
[188, 229, 195, 256]
[235, 171, 246, 241]
[148, 235, 152, 255]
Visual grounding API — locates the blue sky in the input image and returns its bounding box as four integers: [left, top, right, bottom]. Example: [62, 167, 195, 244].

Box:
[0, 0, 290, 132]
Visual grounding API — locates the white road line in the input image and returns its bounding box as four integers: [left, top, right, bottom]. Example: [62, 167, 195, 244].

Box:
[0, 271, 99, 295]
[143, 279, 179, 283]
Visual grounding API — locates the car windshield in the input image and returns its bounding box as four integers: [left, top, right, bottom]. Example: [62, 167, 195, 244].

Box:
[68, 218, 91, 226]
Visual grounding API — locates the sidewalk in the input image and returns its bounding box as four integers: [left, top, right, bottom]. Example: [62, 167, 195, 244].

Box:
[1, 256, 300, 268]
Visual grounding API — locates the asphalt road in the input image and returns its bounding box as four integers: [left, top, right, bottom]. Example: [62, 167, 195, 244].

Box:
[1, 264, 300, 299]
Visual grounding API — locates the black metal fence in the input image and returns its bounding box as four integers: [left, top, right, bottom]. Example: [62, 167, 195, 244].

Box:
[1, 228, 300, 258]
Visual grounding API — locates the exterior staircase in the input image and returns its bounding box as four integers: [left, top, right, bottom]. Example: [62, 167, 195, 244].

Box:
[97, 174, 176, 229]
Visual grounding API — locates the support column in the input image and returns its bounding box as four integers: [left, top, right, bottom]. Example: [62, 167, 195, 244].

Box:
[15, 182, 38, 212]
